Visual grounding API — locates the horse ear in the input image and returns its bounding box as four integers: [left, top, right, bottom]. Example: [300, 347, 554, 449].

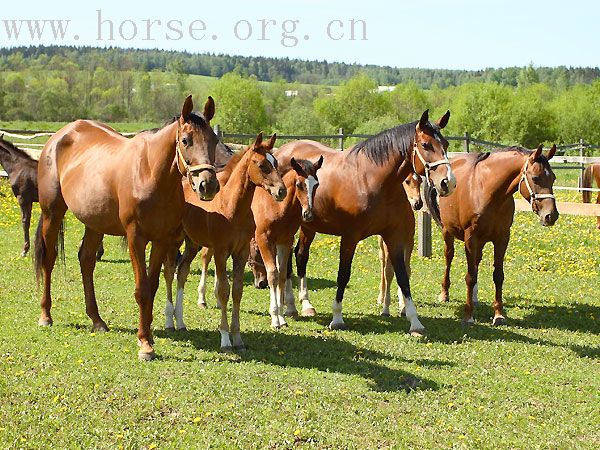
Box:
[530, 144, 543, 162]
[290, 157, 307, 177]
[266, 133, 277, 150]
[546, 144, 556, 160]
[181, 95, 193, 122]
[203, 96, 215, 122]
[315, 155, 324, 170]
[417, 109, 429, 131]
[253, 132, 264, 149]
[436, 110, 450, 129]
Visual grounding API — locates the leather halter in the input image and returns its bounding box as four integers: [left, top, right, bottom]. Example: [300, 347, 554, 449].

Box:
[519, 158, 555, 206]
[412, 140, 451, 183]
[175, 128, 216, 185]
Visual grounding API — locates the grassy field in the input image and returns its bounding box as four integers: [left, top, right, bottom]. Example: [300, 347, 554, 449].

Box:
[0, 174, 599, 449]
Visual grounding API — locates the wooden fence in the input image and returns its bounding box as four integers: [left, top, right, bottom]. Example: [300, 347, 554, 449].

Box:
[2, 127, 599, 258]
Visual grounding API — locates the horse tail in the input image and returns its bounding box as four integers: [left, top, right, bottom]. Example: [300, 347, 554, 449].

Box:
[33, 217, 65, 284]
[33, 217, 45, 285]
[582, 165, 594, 204]
[424, 180, 443, 228]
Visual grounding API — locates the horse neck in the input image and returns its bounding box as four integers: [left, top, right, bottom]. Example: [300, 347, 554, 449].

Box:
[144, 122, 180, 186]
[482, 152, 527, 198]
[278, 170, 300, 216]
[0, 147, 16, 173]
[216, 151, 257, 220]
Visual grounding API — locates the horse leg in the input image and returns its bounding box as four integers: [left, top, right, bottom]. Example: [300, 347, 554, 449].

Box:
[280, 244, 297, 319]
[284, 243, 296, 313]
[463, 234, 483, 325]
[377, 237, 392, 316]
[491, 235, 510, 326]
[439, 231, 455, 303]
[295, 227, 317, 317]
[230, 251, 248, 351]
[18, 197, 32, 257]
[147, 239, 171, 332]
[163, 244, 178, 331]
[126, 228, 155, 361]
[213, 251, 232, 352]
[329, 237, 357, 330]
[596, 190, 600, 229]
[256, 235, 286, 329]
[78, 227, 108, 332]
[173, 240, 199, 331]
[37, 206, 67, 327]
[198, 246, 213, 308]
[95, 240, 105, 262]
[396, 236, 415, 317]
[383, 234, 425, 336]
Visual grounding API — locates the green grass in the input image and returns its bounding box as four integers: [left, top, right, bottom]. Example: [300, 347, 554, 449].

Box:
[0, 179, 599, 449]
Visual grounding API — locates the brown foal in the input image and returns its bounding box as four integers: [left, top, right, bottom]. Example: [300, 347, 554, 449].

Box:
[163, 133, 286, 351]
[34, 95, 220, 360]
[582, 163, 600, 228]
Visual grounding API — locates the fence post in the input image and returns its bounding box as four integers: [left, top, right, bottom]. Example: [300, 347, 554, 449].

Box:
[579, 138, 585, 182]
[464, 132, 470, 153]
[338, 128, 344, 151]
[418, 211, 432, 258]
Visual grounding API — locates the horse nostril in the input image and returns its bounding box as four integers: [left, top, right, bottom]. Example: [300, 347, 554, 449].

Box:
[199, 180, 207, 192]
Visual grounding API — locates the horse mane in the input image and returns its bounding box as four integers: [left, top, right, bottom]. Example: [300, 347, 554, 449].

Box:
[218, 147, 247, 180]
[424, 180, 443, 229]
[0, 137, 36, 162]
[349, 121, 417, 166]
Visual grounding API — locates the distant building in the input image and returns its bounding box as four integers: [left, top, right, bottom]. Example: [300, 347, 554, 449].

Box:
[377, 86, 396, 93]
[285, 90, 299, 97]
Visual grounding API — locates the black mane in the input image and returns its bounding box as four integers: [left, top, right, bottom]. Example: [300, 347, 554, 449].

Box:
[349, 121, 417, 166]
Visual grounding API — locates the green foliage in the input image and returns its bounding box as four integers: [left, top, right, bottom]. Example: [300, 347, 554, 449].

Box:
[388, 82, 430, 123]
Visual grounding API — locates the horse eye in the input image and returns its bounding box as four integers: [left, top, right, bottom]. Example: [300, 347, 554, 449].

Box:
[296, 181, 303, 189]
[181, 137, 188, 146]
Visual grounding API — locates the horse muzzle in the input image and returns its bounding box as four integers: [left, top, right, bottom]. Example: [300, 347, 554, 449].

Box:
[411, 198, 423, 211]
[191, 170, 219, 201]
[302, 209, 314, 222]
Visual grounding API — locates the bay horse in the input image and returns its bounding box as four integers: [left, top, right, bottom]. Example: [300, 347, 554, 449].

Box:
[0, 135, 38, 256]
[252, 155, 323, 328]
[163, 133, 286, 351]
[582, 164, 600, 228]
[34, 95, 220, 361]
[424, 144, 558, 325]
[277, 110, 456, 335]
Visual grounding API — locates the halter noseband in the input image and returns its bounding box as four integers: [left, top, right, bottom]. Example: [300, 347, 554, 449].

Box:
[518, 158, 555, 206]
[176, 128, 216, 185]
[412, 140, 451, 183]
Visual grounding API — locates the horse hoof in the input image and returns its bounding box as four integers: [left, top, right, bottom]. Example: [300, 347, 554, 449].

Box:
[165, 326, 175, 332]
[438, 293, 449, 303]
[138, 350, 157, 361]
[329, 322, 348, 331]
[284, 310, 299, 318]
[92, 323, 109, 333]
[176, 327, 188, 332]
[301, 308, 316, 317]
[220, 346, 233, 353]
[198, 302, 208, 309]
[410, 329, 426, 338]
[38, 318, 53, 327]
[234, 345, 246, 352]
[20, 250, 28, 257]
[462, 318, 475, 327]
[380, 311, 391, 317]
[400, 311, 406, 317]
[492, 316, 507, 326]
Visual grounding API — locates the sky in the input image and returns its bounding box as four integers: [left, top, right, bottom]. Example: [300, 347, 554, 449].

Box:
[0, 0, 597, 70]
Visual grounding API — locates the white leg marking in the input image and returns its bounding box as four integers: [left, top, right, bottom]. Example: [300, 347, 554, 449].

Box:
[329, 299, 345, 328]
[214, 277, 222, 309]
[403, 296, 424, 333]
[231, 331, 244, 349]
[472, 282, 479, 306]
[198, 267, 207, 306]
[219, 329, 232, 351]
[175, 288, 187, 330]
[397, 286, 406, 315]
[284, 278, 296, 308]
[299, 275, 310, 302]
[269, 284, 281, 328]
[165, 300, 175, 329]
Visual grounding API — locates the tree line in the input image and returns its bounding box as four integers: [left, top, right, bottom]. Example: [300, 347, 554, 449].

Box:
[0, 46, 599, 151]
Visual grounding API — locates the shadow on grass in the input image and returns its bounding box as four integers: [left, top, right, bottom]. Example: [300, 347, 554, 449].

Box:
[152, 327, 443, 393]
[98, 258, 130, 264]
[506, 300, 600, 335]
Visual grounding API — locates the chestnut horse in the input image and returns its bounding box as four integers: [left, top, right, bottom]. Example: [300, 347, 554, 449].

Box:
[376, 172, 423, 316]
[163, 133, 286, 351]
[582, 164, 600, 229]
[252, 155, 323, 328]
[34, 95, 220, 361]
[0, 135, 38, 256]
[277, 110, 456, 335]
[424, 144, 558, 325]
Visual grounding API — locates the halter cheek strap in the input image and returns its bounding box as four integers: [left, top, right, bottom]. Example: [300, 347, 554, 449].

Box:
[176, 128, 216, 185]
[519, 159, 555, 207]
[412, 141, 451, 183]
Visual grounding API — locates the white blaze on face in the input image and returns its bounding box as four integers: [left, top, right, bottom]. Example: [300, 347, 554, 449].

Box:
[304, 175, 319, 213]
